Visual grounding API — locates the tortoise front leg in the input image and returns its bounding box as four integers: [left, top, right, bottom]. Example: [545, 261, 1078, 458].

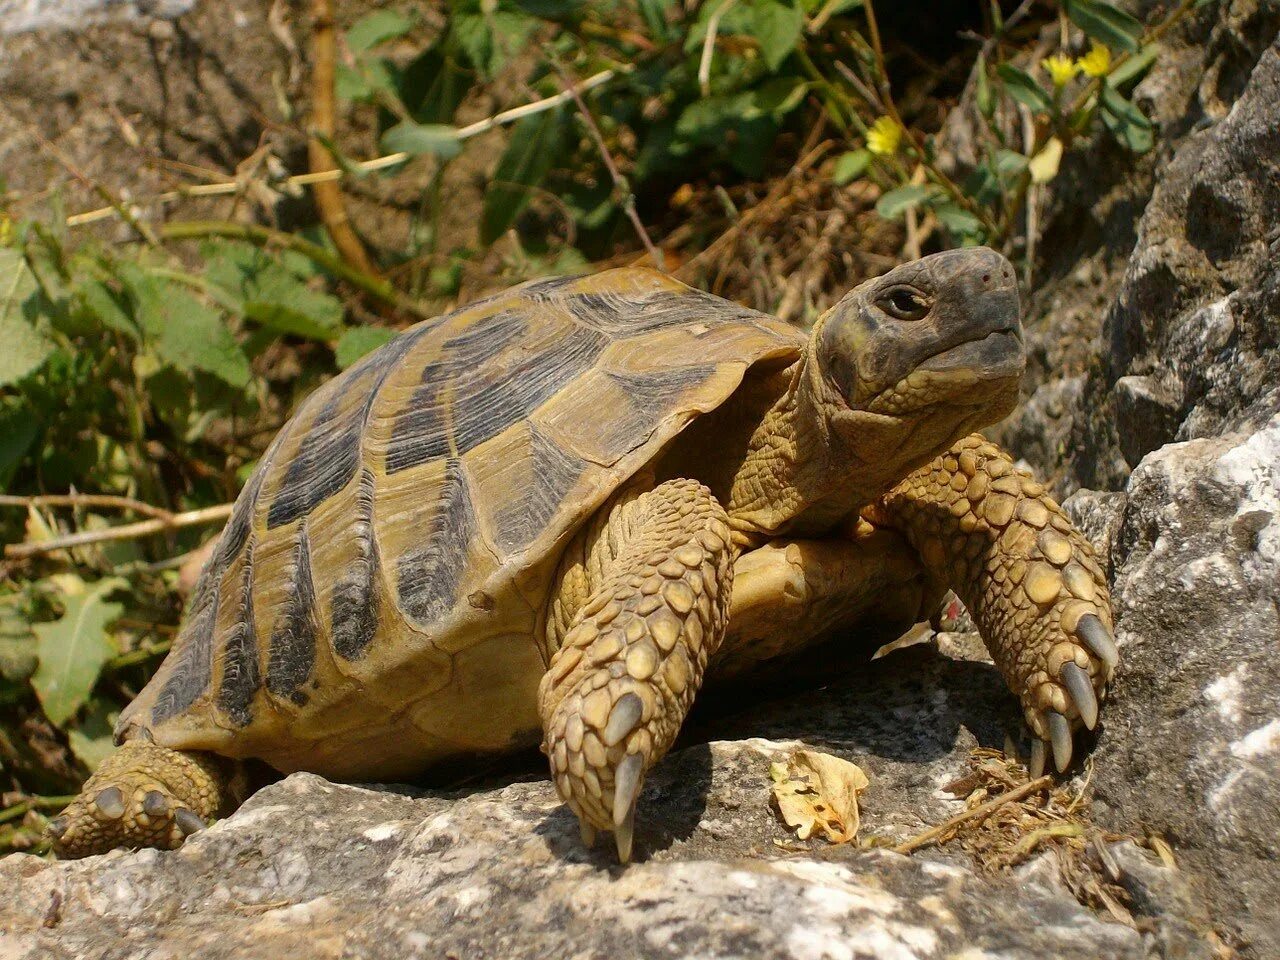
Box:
[866, 434, 1118, 776]
[48, 738, 235, 858]
[538, 478, 734, 863]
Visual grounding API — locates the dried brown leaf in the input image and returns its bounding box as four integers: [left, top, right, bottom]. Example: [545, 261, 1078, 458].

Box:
[769, 749, 869, 844]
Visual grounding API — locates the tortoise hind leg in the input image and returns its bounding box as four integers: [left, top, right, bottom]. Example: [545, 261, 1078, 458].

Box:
[538, 478, 734, 863]
[48, 739, 234, 858]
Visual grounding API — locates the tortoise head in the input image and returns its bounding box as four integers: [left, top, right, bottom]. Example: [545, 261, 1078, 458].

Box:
[812, 246, 1024, 435]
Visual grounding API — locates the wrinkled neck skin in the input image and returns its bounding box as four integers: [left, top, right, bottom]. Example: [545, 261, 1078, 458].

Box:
[725, 347, 997, 541]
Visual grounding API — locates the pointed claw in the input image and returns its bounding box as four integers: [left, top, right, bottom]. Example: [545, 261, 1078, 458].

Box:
[93, 787, 126, 820]
[1060, 661, 1099, 729]
[1028, 738, 1047, 779]
[602, 693, 644, 748]
[1077, 614, 1118, 675]
[614, 805, 635, 864]
[46, 816, 68, 839]
[579, 820, 597, 849]
[174, 808, 206, 836]
[1048, 711, 1073, 772]
[613, 751, 644, 828]
[142, 790, 171, 818]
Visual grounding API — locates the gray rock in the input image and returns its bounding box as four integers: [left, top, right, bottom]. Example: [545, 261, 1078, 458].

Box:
[0, 0, 194, 36]
[1065, 416, 1280, 956]
[0, 747, 1149, 960]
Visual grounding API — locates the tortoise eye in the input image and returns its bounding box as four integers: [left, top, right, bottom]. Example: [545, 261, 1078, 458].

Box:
[877, 285, 931, 321]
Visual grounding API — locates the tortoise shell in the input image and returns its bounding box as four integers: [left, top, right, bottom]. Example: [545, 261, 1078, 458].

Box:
[119, 268, 802, 778]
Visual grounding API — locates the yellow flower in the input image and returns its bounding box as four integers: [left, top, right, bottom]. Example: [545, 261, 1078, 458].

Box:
[1042, 54, 1078, 88]
[866, 116, 902, 156]
[1077, 44, 1111, 78]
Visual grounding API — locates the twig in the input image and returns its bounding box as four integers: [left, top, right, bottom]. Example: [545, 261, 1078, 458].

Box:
[699, 0, 739, 97]
[861, 0, 1000, 238]
[63, 70, 623, 228]
[893, 775, 1054, 854]
[551, 61, 664, 272]
[308, 0, 381, 278]
[4, 504, 234, 560]
[0, 796, 77, 826]
[156, 220, 434, 319]
[0, 494, 172, 521]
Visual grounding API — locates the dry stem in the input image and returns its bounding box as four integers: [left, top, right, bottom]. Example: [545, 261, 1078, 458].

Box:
[893, 774, 1054, 855]
[4, 504, 233, 560]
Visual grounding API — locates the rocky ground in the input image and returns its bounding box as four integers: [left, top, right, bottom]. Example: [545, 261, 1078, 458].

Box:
[2, 2, 1278, 959]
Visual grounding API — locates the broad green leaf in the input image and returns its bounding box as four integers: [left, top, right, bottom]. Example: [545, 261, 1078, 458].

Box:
[832, 149, 871, 184]
[68, 700, 119, 772]
[676, 77, 806, 139]
[481, 107, 568, 244]
[77, 279, 140, 340]
[932, 202, 983, 236]
[0, 401, 37, 491]
[0, 248, 53, 387]
[450, 6, 535, 78]
[996, 64, 1053, 113]
[749, 0, 804, 71]
[1065, 0, 1142, 52]
[995, 148, 1029, 176]
[1100, 84, 1154, 153]
[120, 266, 251, 387]
[346, 10, 415, 53]
[336, 326, 399, 369]
[875, 184, 936, 220]
[205, 244, 344, 342]
[381, 121, 464, 159]
[397, 44, 473, 124]
[31, 577, 126, 726]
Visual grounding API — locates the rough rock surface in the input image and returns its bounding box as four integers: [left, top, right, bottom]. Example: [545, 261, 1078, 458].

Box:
[2, 749, 1152, 960]
[1064, 417, 1280, 957]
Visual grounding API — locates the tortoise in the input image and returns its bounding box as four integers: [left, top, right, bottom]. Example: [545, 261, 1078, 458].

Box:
[50, 248, 1118, 862]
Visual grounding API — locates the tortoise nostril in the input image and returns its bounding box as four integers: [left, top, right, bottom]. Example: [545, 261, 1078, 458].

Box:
[982, 274, 991, 283]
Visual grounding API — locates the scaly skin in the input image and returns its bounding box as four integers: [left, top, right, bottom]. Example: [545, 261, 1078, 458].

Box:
[48, 739, 229, 857]
[865, 434, 1118, 774]
[539, 479, 734, 862]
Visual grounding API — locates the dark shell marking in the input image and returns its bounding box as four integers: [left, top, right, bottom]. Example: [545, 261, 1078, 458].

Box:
[120, 269, 801, 739]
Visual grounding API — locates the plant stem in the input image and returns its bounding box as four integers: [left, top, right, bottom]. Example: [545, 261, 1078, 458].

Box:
[4, 504, 234, 561]
[894, 775, 1054, 854]
[308, 0, 381, 278]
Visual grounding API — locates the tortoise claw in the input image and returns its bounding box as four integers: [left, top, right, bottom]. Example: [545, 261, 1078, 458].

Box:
[602, 693, 643, 748]
[1028, 739, 1047, 780]
[612, 752, 644, 864]
[579, 820, 597, 849]
[174, 808, 207, 837]
[46, 816, 69, 839]
[614, 805, 636, 864]
[93, 787, 126, 821]
[1076, 614, 1118, 676]
[1060, 661, 1099, 730]
[1047, 711, 1073, 772]
[142, 790, 171, 818]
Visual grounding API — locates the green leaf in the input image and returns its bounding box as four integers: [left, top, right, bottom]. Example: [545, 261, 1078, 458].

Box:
[481, 107, 568, 244]
[1100, 84, 1154, 153]
[336, 326, 399, 369]
[31, 577, 126, 727]
[381, 121, 464, 159]
[975, 54, 994, 117]
[450, 5, 535, 78]
[346, 10, 415, 53]
[77, 278, 140, 339]
[0, 401, 38, 491]
[932, 202, 983, 236]
[996, 64, 1053, 113]
[1109, 45, 1157, 88]
[638, 0, 675, 41]
[995, 148, 1029, 176]
[0, 248, 54, 387]
[205, 244, 344, 342]
[749, 0, 804, 71]
[875, 184, 937, 220]
[832, 149, 871, 184]
[1065, 0, 1143, 53]
[0, 605, 37, 685]
[120, 267, 251, 387]
[68, 699, 119, 772]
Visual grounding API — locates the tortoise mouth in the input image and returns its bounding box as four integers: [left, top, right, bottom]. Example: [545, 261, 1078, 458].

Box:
[864, 330, 1024, 416]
